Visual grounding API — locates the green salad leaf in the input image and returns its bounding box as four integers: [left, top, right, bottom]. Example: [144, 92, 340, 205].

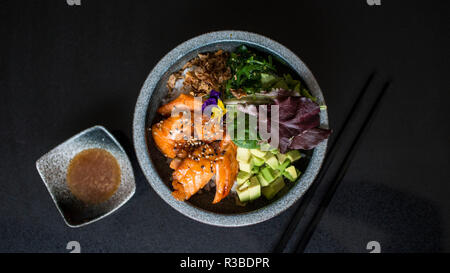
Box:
[225, 45, 316, 101]
[227, 109, 260, 149]
[225, 45, 276, 98]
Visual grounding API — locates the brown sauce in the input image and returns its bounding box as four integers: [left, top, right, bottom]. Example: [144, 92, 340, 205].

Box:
[67, 148, 121, 204]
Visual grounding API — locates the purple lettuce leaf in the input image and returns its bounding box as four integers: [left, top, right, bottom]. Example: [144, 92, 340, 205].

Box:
[234, 95, 330, 153]
[276, 96, 330, 152]
[275, 96, 320, 131]
[289, 128, 332, 150]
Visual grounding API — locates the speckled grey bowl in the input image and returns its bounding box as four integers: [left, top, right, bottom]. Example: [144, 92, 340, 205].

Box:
[133, 31, 328, 227]
[36, 125, 136, 227]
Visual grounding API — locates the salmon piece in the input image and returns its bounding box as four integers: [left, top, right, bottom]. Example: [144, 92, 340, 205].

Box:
[194, 116, 225, 142]
[212, 136, 239, 204]
[172, 144, 217, 201]
[157, 94, 198, 116]
[151, 114, 192, 159]
[169, 158, 183, 170]
[153, 96, 238, 203]
[170, 135, 238, 204]
[152, 114, 224, 160]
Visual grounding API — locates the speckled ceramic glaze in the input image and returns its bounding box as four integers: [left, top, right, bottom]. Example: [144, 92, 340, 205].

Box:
[133, 31, 328, 227]
[36, 125, 136, 227]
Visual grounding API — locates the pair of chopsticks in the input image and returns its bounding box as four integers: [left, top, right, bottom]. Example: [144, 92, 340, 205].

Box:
[274, 73, 391, 253]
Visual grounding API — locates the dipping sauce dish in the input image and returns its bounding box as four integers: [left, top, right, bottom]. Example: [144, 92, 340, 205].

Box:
[36, 125, 135, 227]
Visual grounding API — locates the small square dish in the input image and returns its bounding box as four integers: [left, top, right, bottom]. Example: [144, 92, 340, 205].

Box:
[36, 125, 135, 227]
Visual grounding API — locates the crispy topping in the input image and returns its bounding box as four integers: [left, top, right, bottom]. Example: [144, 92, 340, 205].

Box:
[230, 88, 247, 99]
[167, 50, 231, 96]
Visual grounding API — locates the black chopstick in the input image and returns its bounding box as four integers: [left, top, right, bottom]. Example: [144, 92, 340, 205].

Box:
[273, 72, 376, 253]
[295, 80, 391, 252]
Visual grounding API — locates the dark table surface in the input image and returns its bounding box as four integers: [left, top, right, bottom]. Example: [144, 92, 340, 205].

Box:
[1, 0, 449, 253]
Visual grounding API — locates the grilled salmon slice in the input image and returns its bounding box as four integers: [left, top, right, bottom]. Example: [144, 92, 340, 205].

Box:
[213, 136, 239, 204]
[170, 136, 238, 204]
[151, 114, 192, 159]
[157, 94, 198, 116]
[194, 116, 225, 142]
[172, 144, 217, 201]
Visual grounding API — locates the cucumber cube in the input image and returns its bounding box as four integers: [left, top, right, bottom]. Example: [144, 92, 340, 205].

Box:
[278, 159, 291, 172]
[236, 185, 251, 202]
[257, 173, 270, 187]
[237, 171, 252, 185]
[250, 149, 267, 158]
[260, 143, 278, 152]
[237, 176, 261, 202]
[277, 153, 288, 164]
[272, 169, 281, 178]
[261, 167, 275, 183]
[239, 160, 254, 173]
[252, 156, 265, 167]
[265, 155, 279, 170]
[237, 147, 251, 163]
[238, 180, 251, 191]
[251, 165, 260, 174]
[286, 150, 302, 162]
[283, 166, 300, 182]
[248, 176, 261, 201]
[262, 177, 285, 200]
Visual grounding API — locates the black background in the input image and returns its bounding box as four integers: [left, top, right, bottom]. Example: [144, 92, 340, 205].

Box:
[1, 0, 449, 253]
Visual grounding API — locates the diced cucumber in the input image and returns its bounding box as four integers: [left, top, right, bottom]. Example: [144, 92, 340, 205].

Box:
[283, 166, 300, 182]
[257, 173, 270, 187]
[277, 159, 291, 172]
[248, 176, 261, 200]
[239, 160, 254, 173]
[262, 177, 285, 200]
[286, 150, 302, 162]
[250, 149, 267, 158]
[237, 171, 252, 185]
[261, 167, 275, 183]
[260, 143, 278, 152]
[238, 180, 251, 191]
[237, 184, 251, 202]
[237, 176, 261, 202]
[265, 155, 279, 170]
[237, 147, 252, 163]
[252, 156, 265, 167]
[272, 169, 281, 178]
[282, 171, 294, 182]
[277, 153, 288, 164]
[251, 165, 260, 174]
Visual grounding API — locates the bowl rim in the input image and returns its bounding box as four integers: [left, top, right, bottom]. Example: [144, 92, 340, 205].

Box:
[133, 30, 328, 227]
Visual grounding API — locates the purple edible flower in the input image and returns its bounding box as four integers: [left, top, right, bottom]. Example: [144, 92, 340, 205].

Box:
[202, 98, 217, 111]
[201, 90, 221, 112]
[209, 90, 221, 100]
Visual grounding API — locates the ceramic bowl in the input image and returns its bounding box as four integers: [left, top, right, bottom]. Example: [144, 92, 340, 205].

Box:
[133, 31, 328, 227]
